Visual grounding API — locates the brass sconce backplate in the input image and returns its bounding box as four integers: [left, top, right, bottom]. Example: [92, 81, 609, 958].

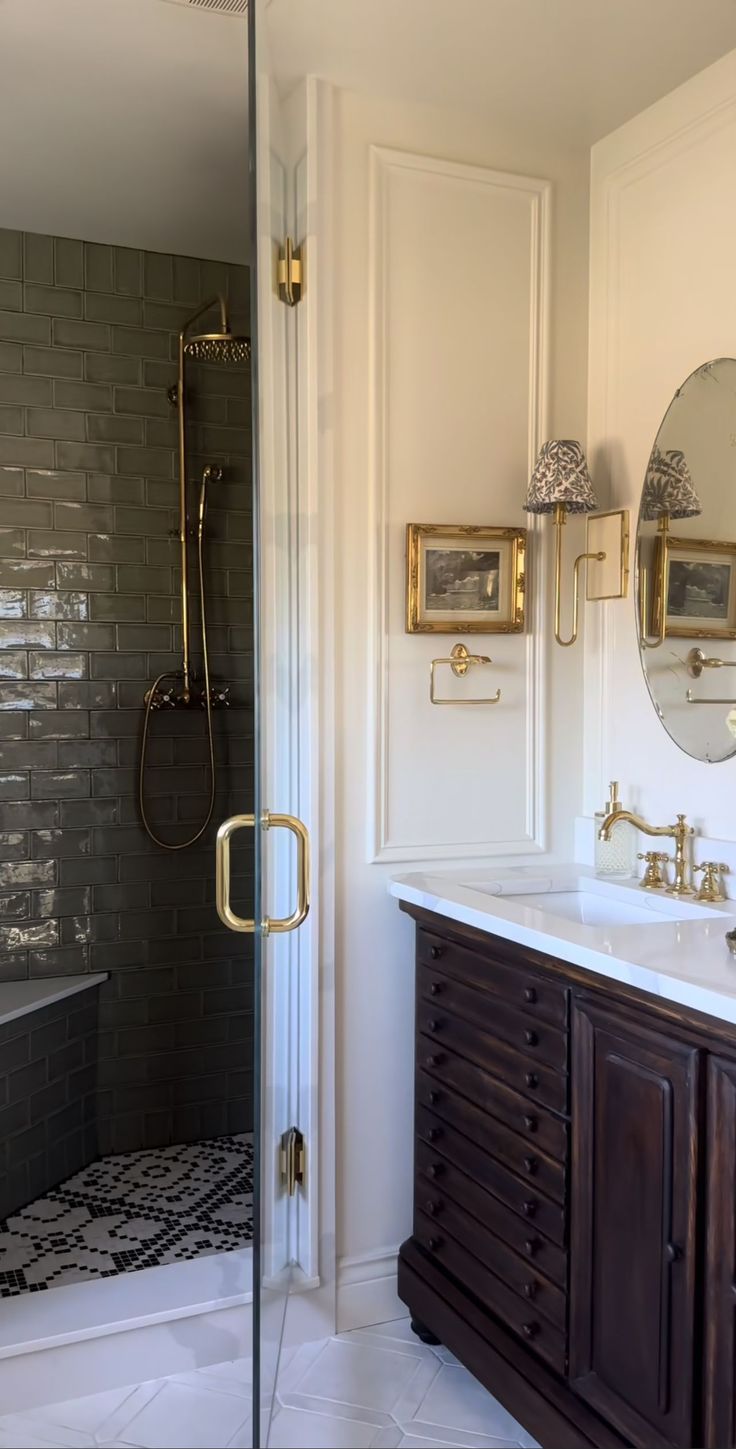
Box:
[586, 509, 630, 602]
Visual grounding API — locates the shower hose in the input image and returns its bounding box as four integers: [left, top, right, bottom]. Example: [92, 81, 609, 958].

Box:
[139, 468, 216, 850]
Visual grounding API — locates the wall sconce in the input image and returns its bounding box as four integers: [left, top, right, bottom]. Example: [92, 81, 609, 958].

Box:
[640, 447, 701, 648]
[524, 440, 629, 647]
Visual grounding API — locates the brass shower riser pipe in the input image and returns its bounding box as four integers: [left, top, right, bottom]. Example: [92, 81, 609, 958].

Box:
[176, 295, 230, 701]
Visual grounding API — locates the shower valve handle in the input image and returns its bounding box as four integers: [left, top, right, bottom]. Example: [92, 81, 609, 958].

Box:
[203, 685, 230, 708]
[144, 683, 177, 710]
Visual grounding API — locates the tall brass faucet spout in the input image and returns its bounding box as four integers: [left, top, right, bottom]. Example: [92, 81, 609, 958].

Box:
[598, 810, 694, 896]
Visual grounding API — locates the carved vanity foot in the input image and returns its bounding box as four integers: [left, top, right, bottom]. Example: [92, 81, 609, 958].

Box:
[410, 1316, 441, 1346]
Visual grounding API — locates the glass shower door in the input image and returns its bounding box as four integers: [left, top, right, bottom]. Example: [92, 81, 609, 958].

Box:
[216, 3, 312, 1445]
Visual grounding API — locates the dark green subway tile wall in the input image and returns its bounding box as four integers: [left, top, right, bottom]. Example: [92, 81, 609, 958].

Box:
[0, 229, 253, 1155]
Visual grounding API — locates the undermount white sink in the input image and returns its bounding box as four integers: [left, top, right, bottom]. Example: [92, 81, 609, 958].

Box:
[458, 874, 723, 928]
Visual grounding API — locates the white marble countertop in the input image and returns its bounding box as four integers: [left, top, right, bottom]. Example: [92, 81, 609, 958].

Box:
[0, 973, 107, 1028]
[389, 864, 736, 1028]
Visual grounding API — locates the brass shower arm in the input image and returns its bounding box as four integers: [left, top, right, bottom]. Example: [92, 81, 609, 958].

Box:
[179, 294, 229, 349]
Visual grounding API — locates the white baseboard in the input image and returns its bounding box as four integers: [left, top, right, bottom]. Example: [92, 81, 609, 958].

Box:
[336, 1248, 405, 1333]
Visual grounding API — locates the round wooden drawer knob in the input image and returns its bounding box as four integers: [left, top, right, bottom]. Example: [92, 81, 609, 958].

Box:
[522, 1199, 537, 1218]
[428, 1162, 444, 1179]
[428, 1237, 443, 1251]
[427, 1127, 442, 1143]
[666, 1242, 683, 1263]
[425, 1200, 442, 1216]
[523, 1281, 537, 1300]
[523, 1114, 538, 1133]
[428, 1090, 441, 1106]
[524, 986, 537, 1004]
[522, 1322, 539, 1340]
[525, 1237, 540, 1257]
[524, 1029, 538, 1047]
[427, 1019, 442, 1033]
[429, 982, 442, 996]
[430, 945, 443, 960]
[525, 1072, 539, 1090]
[426, 1054, 444, 1069]
[523, 1155, 538, 1176]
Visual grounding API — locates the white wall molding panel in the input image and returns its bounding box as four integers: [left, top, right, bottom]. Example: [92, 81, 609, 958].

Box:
[366, 146, 550, 862]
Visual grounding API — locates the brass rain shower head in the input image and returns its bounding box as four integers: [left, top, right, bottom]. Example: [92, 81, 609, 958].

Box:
[183, 332, 251, 364]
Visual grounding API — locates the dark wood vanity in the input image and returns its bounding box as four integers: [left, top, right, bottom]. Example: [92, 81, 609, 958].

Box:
[398, 902, 736, 1449]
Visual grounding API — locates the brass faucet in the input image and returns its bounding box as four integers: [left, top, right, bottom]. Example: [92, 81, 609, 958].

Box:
[598, 810, 695, 896]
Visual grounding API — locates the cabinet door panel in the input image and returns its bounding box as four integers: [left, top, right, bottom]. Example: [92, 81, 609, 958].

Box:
[569, 997, 699, 1449]
[704, 1055, 736, 1448]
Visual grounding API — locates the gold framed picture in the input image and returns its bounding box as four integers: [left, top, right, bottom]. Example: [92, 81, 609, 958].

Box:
[653, 535, 736, 640]
[406, 524, 526, 634]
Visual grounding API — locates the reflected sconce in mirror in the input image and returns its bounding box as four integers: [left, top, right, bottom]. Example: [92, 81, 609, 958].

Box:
[524, 439, 629, 647]
[639, 447, 701, 648]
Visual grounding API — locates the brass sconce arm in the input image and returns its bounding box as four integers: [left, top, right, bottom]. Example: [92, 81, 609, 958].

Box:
[525, 442, 628, 648]
[553, 504, 605, 648]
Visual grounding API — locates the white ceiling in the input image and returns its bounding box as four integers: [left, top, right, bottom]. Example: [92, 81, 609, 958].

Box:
[0, 0, 249, 262]
[1, 0, 735, 268]
[266, 0, 736, 147]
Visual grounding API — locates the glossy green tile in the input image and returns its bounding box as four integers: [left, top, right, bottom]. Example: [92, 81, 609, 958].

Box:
[0, 230, 22, 281]
[23, 233, 53, 284]
[24, 284, 83, 318]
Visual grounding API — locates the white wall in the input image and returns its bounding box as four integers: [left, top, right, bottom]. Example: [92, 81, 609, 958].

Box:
[585, 48, 736, 845]
[331, 86, 590, 1322]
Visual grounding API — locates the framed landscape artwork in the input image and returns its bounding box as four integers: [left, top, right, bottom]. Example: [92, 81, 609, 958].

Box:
[654, 535, 736, 640]
[406, 524, 527, 634]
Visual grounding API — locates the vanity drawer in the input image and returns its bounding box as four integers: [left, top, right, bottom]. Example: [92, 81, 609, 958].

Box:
[418, 1003, 568, 1115]
[415, 1070, 566, 1204]
[415, 1135, 567, 1288]
[419, 1039, 568, 1161]
[416, 1107, 566, 1248]
[417, 927, 568, 1029]
[419, 965, 568, 1072]
[413, 1190, 566, 1332]
[414, 1207, 567, 1374]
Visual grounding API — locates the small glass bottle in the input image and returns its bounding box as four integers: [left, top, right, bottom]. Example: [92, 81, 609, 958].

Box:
[594, 781, 637, 878]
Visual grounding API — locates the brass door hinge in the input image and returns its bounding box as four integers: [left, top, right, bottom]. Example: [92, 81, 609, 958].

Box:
[277, 237, 302, 307]
[280, 1125, 305, 1195]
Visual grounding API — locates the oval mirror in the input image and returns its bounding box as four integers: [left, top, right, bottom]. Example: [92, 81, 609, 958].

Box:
[637, 358, 736, 762]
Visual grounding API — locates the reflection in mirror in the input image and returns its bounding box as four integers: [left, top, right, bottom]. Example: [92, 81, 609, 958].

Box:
[637, 358, 736, 762]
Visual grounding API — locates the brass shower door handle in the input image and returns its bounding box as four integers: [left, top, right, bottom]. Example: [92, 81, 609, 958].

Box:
[216, 811, 311, 935]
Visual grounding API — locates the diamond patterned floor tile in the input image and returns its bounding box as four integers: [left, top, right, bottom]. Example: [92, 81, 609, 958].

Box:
[0, 1318, 534, 1447]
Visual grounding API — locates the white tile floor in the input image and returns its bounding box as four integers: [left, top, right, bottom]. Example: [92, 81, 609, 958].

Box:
[0, 1317, 540, 1449]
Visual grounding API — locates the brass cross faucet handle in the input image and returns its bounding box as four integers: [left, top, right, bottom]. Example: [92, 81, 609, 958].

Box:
[599, 809, 695, 896]
[637, 851, 670, 890]
[694, 861, 729, 903]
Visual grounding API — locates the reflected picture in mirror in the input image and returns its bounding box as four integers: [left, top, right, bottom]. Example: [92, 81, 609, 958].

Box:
[636, 358, 736, 762]
[654, 539, 736, 637]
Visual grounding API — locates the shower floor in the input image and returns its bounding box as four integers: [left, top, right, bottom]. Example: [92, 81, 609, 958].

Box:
[0, 1133, 253, 1299]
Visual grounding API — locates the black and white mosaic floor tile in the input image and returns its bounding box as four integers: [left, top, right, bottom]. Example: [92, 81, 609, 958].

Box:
[0, 1133, 253, 1299]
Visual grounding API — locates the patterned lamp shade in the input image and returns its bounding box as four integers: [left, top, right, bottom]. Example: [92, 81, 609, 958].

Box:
[524, 439, 598, 515]
[641, 447, 701, 520]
